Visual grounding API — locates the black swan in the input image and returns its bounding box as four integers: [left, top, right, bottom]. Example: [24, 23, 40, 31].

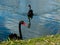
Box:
[9, 21, 26, 40]
[27, 4, 34, 28]
[28, 4, 34, 22]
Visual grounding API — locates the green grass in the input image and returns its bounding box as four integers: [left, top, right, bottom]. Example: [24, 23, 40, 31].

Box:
[0, 34, 60, 45]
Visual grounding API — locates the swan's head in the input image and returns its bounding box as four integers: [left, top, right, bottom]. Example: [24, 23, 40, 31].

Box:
[28, 4, 31, 9]
[28, 4, 31, 7]
[19, 21, 26, 26]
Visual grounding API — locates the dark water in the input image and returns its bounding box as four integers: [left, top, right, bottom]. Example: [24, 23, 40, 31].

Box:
[0, 16, 11, 41]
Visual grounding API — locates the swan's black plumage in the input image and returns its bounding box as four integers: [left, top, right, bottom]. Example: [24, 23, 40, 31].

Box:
[9, 21, 25, 40]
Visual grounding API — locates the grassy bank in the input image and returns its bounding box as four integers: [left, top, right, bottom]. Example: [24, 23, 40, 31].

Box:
[0, 34, 60, 45]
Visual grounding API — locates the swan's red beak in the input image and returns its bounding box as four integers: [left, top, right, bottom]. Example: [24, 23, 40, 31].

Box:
[22, 22, 27, 26]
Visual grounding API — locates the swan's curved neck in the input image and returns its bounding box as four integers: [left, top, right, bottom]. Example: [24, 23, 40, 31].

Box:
[19, 23, 23, 39]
